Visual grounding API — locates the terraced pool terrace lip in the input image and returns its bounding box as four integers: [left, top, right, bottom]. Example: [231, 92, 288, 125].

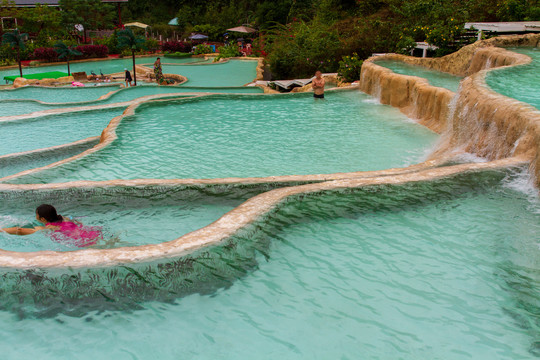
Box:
[0, 156, 528, 270]
[0, 85, 268, 121]
[0, 136, 99, 162]
[0, 158, 450, 190]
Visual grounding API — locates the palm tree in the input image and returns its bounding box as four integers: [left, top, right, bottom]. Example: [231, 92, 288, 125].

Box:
[2, 29, 28, 78]
[54, 42, 82, 76]
[117, 28, 146, 86]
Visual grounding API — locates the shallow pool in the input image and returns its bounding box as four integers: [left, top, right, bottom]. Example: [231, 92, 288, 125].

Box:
[486, 47, 540, 110]
[165, 60, 258, 87]
[7, 91, 438, 184]
[0, 186, 262, 252]
[0, 85, 119, 102]
[0, 139, 98, 179]
[0, 108, 124, 156]
[98, 85, 262, 104]
[374, 59, 463, 92]
[0, 86, 262, 117]
[0, 170, 537, 359]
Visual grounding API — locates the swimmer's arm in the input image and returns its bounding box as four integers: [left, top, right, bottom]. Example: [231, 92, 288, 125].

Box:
[1, 226, 45, 235]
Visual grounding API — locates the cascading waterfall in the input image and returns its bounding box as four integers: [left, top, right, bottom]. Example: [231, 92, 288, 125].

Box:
[359, 34, 540, 185]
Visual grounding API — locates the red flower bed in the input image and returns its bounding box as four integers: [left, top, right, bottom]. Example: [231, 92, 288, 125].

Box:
[161, 41, 192, 53]
[75, 44, 109, 58]
[32, 47, 59, 62]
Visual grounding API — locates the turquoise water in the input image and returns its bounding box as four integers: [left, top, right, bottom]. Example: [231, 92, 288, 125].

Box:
[0, 100, 75, 117]
[165, 60, 258, 87]
[8, 91, 438, 184]
[0, 186, 261, 251]
[374, 59, 463, 92]
[98, 85, 262, 104]
[0, 108, 123, 156]
[486, 47, 540, 110]
[0, 85, 118, 102]
[0, 56, 207, 82]
[0, 86, 261, 117]
[0, 171, 537, 359]
[0, 139, 98, 178]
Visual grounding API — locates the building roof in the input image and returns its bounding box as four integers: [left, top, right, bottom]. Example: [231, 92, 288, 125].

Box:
[10, 0, 128, 6]
[464, 22, 540, 32]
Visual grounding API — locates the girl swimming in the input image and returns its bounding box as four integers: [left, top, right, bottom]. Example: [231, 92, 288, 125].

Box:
[1, 204, 102, 247]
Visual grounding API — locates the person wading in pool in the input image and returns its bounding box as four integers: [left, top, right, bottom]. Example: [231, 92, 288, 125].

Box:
[312, 70, 325, 99]
[1, 204, 102, 247]
[124, 68, 133, 87]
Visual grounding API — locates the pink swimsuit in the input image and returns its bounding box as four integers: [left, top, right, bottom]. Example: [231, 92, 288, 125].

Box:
[46, 221, 102, 247]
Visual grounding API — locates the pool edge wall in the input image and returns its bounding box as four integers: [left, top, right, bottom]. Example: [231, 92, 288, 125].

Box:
[0, 157, 527, 270]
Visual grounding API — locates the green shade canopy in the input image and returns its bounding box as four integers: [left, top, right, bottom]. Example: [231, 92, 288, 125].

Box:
[168, 18, 179, 26]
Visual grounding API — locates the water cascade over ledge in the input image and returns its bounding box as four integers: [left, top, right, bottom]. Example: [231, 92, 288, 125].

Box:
[359, 33, 540, 186]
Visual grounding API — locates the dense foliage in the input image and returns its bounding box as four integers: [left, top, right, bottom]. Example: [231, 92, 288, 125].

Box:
[338, 53, 363, 83]
[1, 0, 539, 79]
[266, 19, 342, 78]
[193, 43, 214, 55]
[215, 43, 241, 61]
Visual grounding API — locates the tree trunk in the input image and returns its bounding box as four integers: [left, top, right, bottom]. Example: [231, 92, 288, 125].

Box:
[17, 47, 22, 78]
[132, 50, 137, 86]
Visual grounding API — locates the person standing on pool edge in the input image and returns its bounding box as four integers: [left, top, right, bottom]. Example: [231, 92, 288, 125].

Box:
[124, 68, 133, 87]
[312, 70, 325, 99]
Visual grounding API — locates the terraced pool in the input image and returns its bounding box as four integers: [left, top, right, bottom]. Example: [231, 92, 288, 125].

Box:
[5, 91, 438, 184]
[373, 59, 463, 92]
[486, 47, 540, 110]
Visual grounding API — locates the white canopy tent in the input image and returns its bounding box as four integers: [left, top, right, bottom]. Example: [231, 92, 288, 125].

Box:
[465, 21, 540, 40]
[124, 22, 151, 37]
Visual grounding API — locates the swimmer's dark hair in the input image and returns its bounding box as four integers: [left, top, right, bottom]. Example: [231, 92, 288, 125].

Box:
[156, 57, 160, 60]
[36, 204, 63, 223]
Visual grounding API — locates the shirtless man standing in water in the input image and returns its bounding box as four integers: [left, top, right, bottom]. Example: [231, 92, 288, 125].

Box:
[312, 70, 325, 99]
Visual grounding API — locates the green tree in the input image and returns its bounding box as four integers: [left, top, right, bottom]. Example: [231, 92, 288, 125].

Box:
[58, 0, 115, 42]
[1, 29, 27, 77]
[266, 19, 342, 79]
[54, 41, 82, 75]
[18, 4, 62, 36]
[117, 28, 145, 85]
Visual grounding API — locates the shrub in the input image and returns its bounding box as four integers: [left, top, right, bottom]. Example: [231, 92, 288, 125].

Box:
[32, 47, 59, 62]
[337, 53, 363, 83]
[193, 43, 213, 55]
[161, 41, 192, 53]
[145, 38, 160, 52]
[94, 31, 120, 54]
[395, 35, 416, 55]
[214, 43, 240, 61]
[0, 58, 16, 66]
[164, 52, 192, 58]
[0, 44, 16, 61]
